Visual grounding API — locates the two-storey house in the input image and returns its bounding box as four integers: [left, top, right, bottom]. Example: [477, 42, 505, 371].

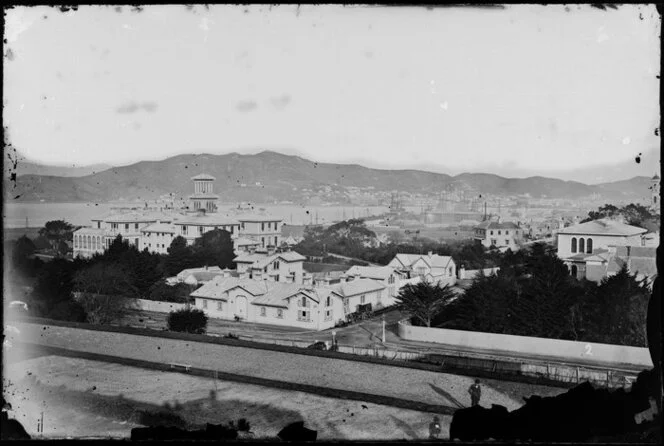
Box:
[234, 250, 306, 284]
[473, 220, 523, 251]
[237, 214, 283, 249]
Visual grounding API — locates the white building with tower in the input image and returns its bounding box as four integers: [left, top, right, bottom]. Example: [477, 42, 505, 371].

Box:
[73, 174, 283, 258]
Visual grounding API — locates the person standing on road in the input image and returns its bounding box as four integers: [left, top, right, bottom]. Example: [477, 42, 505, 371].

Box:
[428, 416, 442, 439]
[468, 379, 482, 407]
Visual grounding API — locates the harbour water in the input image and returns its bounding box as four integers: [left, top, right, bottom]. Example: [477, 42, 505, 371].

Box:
[2, 202, 394, 229]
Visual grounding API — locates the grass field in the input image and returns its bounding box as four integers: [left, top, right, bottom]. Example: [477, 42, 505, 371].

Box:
[4, 354, 449, 440]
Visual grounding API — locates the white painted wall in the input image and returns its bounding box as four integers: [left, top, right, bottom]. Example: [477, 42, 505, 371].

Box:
[398, 320, 652, 368]
[194, 288, 336, 330]
[557, 233, 643, 258]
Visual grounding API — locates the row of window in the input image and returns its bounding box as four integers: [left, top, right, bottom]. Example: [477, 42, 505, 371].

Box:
[147, 232, 171, 238]
[489, 229, 517, 236]
[74, 234, 106, 250]
[260, 236, 280, 247]
[570, 237, 593, 254]
[490, 239, 512, 246]
[258, 222, 279, 232]
[110, 223, 141, 231]
[199, 300, 286, 319]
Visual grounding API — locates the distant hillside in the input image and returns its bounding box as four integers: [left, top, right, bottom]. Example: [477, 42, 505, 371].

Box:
[4, 150, 653, 203]
[594, 176, 655, 199]
[5, 150, 113, 178]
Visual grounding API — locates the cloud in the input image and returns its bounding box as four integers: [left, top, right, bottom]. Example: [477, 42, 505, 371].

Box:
[270, 95, 291, 109]
[116, 101, 158, 114]
[236, 100, 258, 112]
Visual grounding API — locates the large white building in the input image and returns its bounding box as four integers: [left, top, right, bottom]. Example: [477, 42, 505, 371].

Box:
[191, 274, 388, 330]
[73, 174, 283, 258]
[556, 218, 652, 282]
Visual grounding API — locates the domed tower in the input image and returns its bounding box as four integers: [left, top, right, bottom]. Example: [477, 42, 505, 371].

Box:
[651, 174, 660, 213]
[189, 174, 219, 213]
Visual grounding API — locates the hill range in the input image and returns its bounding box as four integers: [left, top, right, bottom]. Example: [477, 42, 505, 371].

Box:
[4, 150, 655, 204]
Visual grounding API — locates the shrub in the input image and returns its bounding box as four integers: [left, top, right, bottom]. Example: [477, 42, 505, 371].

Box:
[148, 281, 196, 303]
[167, 307, 208, 334]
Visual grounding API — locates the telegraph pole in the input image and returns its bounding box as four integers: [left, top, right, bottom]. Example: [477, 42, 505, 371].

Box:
[382, 315, 386, 344]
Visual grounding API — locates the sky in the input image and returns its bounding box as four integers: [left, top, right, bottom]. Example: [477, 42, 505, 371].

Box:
[4, 4, 661, 182]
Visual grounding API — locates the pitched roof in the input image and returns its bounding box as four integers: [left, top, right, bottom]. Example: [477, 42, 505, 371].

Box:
[252, 283, 317, 308]
[233, 251, 306, 268]
[186, 271, 225, 283]
[331, 278, 386, 297]
[191, 174, 216, 180]
[177, 266, 223, 278]
[475, 221, 520, 230]
[191, 276, 269, 300]
[74, 227, 107, 235]
[343, 265, 396, 280]
[557, 219, 647, 236]
[565, 248, 612, 263]
[191, 277, 320, 308]
[392, 253, 454, 269]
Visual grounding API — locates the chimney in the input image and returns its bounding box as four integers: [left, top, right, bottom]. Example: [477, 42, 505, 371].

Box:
[428, 251, 433, 257]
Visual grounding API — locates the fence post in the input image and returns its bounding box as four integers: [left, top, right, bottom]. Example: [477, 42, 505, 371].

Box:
[576, 367, 580, 383]
[606, 370, 611, 388]
[546, 363, 550, 380]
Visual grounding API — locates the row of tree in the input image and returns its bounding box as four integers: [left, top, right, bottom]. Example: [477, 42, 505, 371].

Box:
[580, 203, 658, 230]
[8, 223, 237, 325]
[397, 243, 651, 347]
